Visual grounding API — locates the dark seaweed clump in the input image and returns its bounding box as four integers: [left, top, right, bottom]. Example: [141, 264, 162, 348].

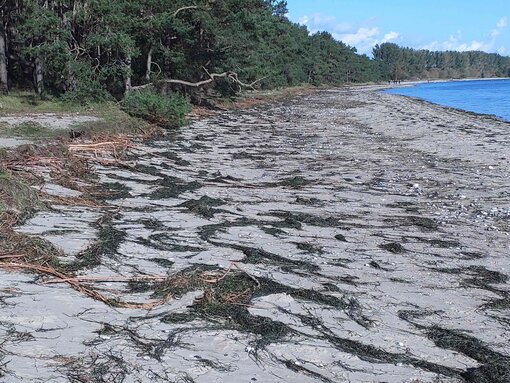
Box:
[178, 195, 225, 218]
[379, 242, 406, 253]
[66, 212, 125, 272]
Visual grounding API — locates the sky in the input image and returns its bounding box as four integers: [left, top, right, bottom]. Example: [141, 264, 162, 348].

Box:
[286, 0, 510, 56]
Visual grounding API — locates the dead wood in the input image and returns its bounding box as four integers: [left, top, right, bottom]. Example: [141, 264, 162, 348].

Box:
[129, 69, 267, 92]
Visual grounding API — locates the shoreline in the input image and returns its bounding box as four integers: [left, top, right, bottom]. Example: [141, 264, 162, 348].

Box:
[383, 91, 510, 124]
[371, 78, 510, 123]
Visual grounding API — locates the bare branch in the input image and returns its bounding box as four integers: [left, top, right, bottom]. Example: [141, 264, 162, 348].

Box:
[128, 69, 266, 92]
[172, 6, 199, 17]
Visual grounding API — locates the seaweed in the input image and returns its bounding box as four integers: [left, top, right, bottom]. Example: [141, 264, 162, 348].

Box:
[407, 216, 438, 231]
[267, 210, 340, 228]
[95, 181, 132, 200]
[150, 257, 175, 268]
[428, 327, 510, 383]
[178, 195, 225, 218]
[136, 233, 203, 252]
[379, 242, 406, 253]
[278, 358, 336, 383]
[399, 310, 510, 382]
[148, 177, 201, 199]
[294, 196, 322, 206]
[278, 176, 313, 188]
[334, 233, 348, 242]
[228, 243, 320, 273]
[294, 242, 323, 254]
[66, 212, 125, 272]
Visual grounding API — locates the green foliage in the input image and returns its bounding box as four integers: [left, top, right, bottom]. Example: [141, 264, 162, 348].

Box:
[121, 89, 191, 128]
[60, 62, 110, 105]
[373, 42, 510, 80]
[1, 121, 55, 138]
[1, 0, 509, 107]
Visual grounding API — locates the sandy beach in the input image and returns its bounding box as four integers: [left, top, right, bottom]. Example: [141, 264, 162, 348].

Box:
[1, 86, 509, 382]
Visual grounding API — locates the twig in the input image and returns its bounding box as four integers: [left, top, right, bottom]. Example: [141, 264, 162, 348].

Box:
[43, 275, 168, 284]
[0, 262, 170, 309]
[201, 263, 234, 284]
[232, 263, 260, 287]
[0, 253, 25, 260]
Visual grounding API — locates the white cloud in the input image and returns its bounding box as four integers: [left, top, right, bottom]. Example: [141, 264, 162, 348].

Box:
[337, 27, 379, 46]
[298, 13, 352, 34]
[382, 31, 400, 43]
[298, 12, 508, 55]
[491, 16, 508, 37]
[424, 17, 508, 53]
[497, 16, 508, 29]
[423, 32, 487, 52]
[297, 13, 399, 55]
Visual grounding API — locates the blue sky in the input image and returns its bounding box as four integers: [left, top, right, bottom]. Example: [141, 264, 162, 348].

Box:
[286, 0, 510, 56]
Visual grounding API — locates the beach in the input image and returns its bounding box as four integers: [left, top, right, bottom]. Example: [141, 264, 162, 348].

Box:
[1, 86, 509, 382]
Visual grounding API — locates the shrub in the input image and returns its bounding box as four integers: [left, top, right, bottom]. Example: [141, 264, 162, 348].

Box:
[61, 61, 110, 105]
[121, 89, 191, 128]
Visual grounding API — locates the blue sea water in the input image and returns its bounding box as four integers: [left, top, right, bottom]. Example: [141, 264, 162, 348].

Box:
[384, 79, 510, 121]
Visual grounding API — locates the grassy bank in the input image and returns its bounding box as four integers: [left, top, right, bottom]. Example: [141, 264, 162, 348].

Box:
[0, 92, 156, 139]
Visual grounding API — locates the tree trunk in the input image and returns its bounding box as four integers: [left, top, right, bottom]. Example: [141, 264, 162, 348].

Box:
[34, 57, 44, 96]
[124, 54, 132, 92]
[145, 46, 153, 82]
[0, 30, 8, 94]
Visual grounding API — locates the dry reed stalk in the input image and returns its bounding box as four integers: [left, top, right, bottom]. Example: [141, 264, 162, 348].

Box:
[43, 275, 168, 284]
[0, 253, 25, 260]
[0, 260, 171, 309]
[41, 194, 108, 208]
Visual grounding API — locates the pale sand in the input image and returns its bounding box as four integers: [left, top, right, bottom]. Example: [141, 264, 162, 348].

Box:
[2, 87, 509, 382]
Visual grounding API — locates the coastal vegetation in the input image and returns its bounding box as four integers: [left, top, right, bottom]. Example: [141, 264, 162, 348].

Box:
[1, 0, 509, 121]
[373, 42, 510, 81]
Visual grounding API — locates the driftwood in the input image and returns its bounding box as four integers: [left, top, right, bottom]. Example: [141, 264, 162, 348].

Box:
[0, 260, 171, 309]
[129, 68, 268, 92]
[172, 5, 199, 16]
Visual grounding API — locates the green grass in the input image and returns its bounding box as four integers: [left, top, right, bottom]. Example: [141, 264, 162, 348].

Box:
[0, 121, 57, 138]
[0, 92, 83, 114]
[0, 92, 152, 137]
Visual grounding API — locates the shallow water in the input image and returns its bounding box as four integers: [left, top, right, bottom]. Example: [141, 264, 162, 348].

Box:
[3, 88, 510, 382]
[385, 79, 510, 121]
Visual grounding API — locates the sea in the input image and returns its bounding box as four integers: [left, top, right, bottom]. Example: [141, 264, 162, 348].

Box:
[384, 78, 510, 122]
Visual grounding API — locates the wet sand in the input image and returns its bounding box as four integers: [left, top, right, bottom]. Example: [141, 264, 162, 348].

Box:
[2, 87, 510, 382]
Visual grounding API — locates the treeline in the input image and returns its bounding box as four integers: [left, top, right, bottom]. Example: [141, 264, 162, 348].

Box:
[1, 1, 509, 104]
[0, 0, 379, 102]
[373, 43, 510, 81]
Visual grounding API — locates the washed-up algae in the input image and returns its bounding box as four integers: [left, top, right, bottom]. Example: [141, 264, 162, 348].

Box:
[178, 195, 226, 218]
[399, 310, 510, 383]
[0, 174, 42, 221]
[153, 267, 469, 380]
[155, 265, 372, 329]
[65, 212, 125, 272]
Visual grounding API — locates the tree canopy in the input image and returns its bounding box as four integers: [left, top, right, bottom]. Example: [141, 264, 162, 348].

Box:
[1, 1, 509, 102]
[373, 43, 510, 81]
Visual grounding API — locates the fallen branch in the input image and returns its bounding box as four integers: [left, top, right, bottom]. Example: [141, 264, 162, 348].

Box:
[43, 275, 168, 284]
[1, 262, 110, 304]
[172, 5, 199, 16]
[68, 139, 130, 153]
[0, 253, 25, 260]
[129, 69, 266, 92]
[0, 262, 170, 309]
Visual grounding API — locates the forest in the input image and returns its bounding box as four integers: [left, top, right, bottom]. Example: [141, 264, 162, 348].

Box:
[1, 0, 510, 104]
